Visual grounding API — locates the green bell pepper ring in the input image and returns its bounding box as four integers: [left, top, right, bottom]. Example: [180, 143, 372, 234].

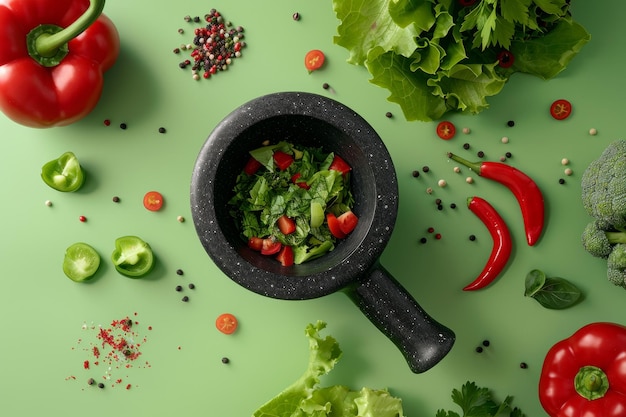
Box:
[41, 151, 85, 192]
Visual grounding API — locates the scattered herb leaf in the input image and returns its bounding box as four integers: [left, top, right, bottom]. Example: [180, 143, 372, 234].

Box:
[524, 269, 582, 309]
[435, 381, 525, 417]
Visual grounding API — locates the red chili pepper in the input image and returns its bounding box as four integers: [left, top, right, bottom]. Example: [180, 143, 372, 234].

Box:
[447, 152, 544, 246]
[463, 196, 512, 291]
[539, 322, 626, 417]
[0, 0, 120, 128]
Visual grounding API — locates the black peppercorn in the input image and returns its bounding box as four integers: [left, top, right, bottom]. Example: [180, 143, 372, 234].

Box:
[412, 170, 420, 178]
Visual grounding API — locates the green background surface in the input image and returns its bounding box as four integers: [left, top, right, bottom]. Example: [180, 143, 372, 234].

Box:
[0, 1, 621, 416]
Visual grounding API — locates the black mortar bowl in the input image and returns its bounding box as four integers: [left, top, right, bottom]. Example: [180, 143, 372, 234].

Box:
[190, 92, 455, 373]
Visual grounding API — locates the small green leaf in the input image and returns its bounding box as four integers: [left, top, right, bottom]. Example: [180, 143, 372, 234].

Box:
[525, 269, 582, 309]
[524, 269, 546, 297]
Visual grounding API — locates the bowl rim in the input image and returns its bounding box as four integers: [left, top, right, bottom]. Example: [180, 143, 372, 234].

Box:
[190, 91, 399, 300]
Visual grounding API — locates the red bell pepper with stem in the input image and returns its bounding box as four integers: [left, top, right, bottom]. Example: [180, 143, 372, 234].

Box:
[539, 322, 626, 417]
[463, 196, 512, 291]
[0, 0, 120, 128]
[447, 152, 544, 246]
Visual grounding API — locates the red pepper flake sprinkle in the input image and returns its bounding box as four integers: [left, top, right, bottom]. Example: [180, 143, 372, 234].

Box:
[72, 315, 151, 389]
[176, 9, 246, 80]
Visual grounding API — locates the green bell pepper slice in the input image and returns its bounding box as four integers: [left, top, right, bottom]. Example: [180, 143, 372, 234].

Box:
[41, 151, 85, 192]
[111, 236, 155, 278]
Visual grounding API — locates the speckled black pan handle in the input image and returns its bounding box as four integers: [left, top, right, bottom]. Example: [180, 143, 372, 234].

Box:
[346, 263, 455, 373]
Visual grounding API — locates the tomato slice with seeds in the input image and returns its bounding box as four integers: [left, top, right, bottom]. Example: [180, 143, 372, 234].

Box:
[216, 313, 238, 334]
[436, 121, 456, 140]
[305, 49, 325, 72]
[143, 191, 164, 211]
[550, 99, 572, 120]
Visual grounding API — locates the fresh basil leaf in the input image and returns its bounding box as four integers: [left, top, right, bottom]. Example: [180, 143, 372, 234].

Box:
[524, 269, 546, 297]
[527, 276, 582, 310]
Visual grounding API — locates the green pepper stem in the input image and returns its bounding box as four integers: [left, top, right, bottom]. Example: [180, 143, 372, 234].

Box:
[447, 152, 482, 174]
[574, 366, 610, 400]
[27, 0, 106, 66]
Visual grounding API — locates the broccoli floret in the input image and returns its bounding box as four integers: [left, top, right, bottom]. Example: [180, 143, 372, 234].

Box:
[581, 140, 626, 229]
[581, 220, 626, 258]
[607, 243, 626, 289]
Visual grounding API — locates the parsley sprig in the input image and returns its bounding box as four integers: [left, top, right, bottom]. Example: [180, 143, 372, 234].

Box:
[436, 381, 525, 417]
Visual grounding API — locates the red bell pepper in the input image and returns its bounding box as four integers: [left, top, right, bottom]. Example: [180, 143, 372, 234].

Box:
[0, 0, 120, 128]
[539, 322, 626, 417]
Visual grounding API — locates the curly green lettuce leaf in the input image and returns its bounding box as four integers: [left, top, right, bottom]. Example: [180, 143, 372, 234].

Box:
[333, 0, 425, 65]
[367, 46, 507, 121]
[333, 0, 590, 121]
[252, 321, 406, 417]
[510, 17, 591, 79]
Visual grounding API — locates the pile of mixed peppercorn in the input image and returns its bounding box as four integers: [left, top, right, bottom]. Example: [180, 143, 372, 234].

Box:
[175, 9, 245, 80]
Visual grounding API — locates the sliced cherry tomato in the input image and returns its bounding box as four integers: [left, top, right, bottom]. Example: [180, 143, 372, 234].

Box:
[276, 245, 294, 267]
[143, 191, 164, 211]
[277, 215, 296, 235]
[215, 313, 238, 334]
[436, 121, 456, 140]
[291, 172, 310, 189]
[247, 236, 263, 251]
[261, 238, 282, 255]
[273, 150, 294, 170]
[497, 50, 515, 68]
[328, 154, 351, 175]
[243, 156, 262, 175]
[327, 213, 347, 239]
[305, 49, 325, 72]
[337, 211, 359, 235]
[550, 99, 572, 120]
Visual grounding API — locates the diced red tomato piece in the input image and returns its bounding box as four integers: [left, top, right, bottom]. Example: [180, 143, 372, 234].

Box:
[261, 238, 282, 255]
[243, 156, 262, 175]
[291, 173, 310, 190]
[328, 155, 351, 175]
[273, 151, 294, 170]
[277, 215, 296, 235]
[326, 213, 346, 239]
[337, 211, 359, 234]
[247, 236, 263, 251]
[276, 245, 294, 267]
